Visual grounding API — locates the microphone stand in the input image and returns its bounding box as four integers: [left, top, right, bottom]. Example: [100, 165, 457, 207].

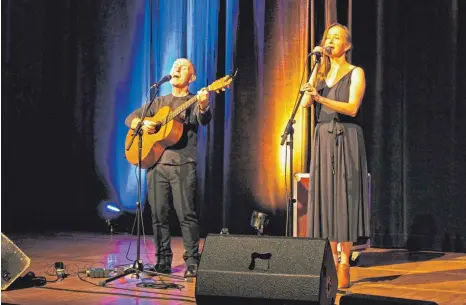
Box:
[280, 53, 322, 237]
[99, 82, 188, 287]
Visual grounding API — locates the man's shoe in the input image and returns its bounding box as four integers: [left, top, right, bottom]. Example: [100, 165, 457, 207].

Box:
[184, 264, 198, 278]
[154, 263, 172, 274]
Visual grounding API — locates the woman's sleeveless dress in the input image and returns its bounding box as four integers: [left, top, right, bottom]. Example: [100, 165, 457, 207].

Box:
[306, 69, 371, 242]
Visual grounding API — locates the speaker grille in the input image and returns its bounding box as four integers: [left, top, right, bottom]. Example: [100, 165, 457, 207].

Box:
[1, 233, 31, 291]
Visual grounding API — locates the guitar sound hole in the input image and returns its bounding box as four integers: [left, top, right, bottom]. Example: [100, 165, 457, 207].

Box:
[154, 122, 162, 133]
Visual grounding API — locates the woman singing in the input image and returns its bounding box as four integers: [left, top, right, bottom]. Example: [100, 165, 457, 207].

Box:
[301, 23, 370, 289]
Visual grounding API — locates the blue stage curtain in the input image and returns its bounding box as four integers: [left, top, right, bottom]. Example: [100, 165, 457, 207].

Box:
[222, 0, 240, 230]
[94, 0, 152, 213]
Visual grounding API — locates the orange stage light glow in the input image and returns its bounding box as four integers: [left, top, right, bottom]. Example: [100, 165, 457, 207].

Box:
[251, 1, 310, 212]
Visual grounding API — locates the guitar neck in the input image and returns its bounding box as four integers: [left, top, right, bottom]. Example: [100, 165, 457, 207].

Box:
[163, 95, 198, 125]
[159, 71, 236, 125]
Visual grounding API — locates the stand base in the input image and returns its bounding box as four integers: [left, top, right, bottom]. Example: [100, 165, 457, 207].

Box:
[98, 266, 189, 286]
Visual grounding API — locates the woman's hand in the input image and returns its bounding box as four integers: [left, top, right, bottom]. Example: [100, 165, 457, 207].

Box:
[301, 83, 318, 97]
[300, 83, 319, 107]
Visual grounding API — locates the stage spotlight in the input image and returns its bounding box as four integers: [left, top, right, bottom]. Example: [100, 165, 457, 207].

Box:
[250, 210, 270, 235]
[98, 200, 122, 220]
[97, 200, 124, 234]
[98, 200, 139, 235]
[106, 204, 121, 213]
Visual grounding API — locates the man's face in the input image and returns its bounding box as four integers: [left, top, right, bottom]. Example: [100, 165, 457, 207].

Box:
[169, 58, 195, 88]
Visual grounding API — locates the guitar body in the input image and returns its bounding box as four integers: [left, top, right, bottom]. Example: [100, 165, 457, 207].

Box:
[125, 106, 183, 169]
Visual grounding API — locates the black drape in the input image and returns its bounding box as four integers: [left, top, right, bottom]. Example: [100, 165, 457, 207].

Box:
[352, 0, 466, 251]
[2, 0, 107, 232]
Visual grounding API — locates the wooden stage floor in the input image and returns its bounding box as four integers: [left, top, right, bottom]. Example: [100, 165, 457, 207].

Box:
[1, 232, 465, 305]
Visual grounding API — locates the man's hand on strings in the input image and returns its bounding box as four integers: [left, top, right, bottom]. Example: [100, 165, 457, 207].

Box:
[197, 88, 210, 112]
[141, 120, 158, 134]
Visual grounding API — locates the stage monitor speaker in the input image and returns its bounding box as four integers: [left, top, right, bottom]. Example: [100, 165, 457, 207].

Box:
[1, 233, 31, 291]
[195, 234, 337, 305]
[340, 293, 439, 305]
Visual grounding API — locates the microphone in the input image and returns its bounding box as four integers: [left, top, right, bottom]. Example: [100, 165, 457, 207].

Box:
[150, 75, 172, 89]
[309, 46, 332, 56]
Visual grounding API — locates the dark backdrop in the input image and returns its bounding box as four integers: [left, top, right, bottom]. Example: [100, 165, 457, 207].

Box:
[352, 0, 466, 251]
[2, 0, 108, 233]
[2, 0, 465, 252]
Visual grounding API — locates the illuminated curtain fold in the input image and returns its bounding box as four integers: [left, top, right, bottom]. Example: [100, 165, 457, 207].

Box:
[253, 0, 309, 212]
[94, 0, 152, 212]
[221, 0, 309, 234]
[325, 0, 337, 26]
[222, 0, 240, 230]
[249, 0, 310, 212]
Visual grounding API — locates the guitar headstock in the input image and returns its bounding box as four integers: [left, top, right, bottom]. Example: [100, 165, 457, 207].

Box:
[206, 69, 238, 93]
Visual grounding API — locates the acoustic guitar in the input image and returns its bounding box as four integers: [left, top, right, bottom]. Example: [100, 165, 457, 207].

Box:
[124, 71, 236, 169]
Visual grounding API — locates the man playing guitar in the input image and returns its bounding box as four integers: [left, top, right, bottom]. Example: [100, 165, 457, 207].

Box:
[125, 58, 210, 278]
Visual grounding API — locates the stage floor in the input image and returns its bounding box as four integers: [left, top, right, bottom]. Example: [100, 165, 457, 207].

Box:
[1, 232, 465, 305]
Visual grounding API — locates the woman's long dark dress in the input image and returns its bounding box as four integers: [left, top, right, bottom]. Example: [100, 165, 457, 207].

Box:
[307, 69, 370, 242]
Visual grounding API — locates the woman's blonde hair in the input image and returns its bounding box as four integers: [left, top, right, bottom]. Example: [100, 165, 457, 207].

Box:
[316, 23, 353, 82]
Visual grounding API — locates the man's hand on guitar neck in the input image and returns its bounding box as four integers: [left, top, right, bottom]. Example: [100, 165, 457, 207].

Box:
[197, 88, 210, 113]
[130, 118, 159, 134]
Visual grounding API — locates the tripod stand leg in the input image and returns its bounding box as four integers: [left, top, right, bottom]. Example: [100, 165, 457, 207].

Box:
[98, 268, 137, 287]
[143, 270, 188, 281]
[97, 267, 189, 287]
